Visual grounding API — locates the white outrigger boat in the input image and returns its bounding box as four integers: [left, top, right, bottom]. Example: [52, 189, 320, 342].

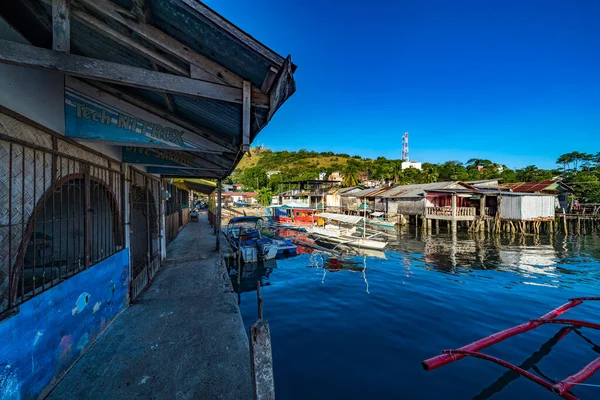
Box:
[309, 213, 388, 251]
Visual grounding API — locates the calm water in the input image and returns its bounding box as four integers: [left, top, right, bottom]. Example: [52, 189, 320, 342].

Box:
[231, 230, 600, 399]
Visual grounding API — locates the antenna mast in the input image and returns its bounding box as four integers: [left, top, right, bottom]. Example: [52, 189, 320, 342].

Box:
[402, 132, 409, 161]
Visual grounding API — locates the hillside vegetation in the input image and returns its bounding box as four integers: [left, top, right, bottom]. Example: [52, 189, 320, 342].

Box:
[230, 148, 600, 204]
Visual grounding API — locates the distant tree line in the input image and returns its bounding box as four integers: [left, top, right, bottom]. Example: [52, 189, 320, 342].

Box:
[227, 149, 600, 204]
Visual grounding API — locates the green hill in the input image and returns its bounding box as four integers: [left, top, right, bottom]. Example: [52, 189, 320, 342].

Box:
[231, 148, 600, 204]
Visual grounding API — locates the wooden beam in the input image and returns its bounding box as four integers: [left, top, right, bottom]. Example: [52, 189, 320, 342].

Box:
[0, 39, 258, 105]
[77, 0, 270, 101]
[52, 0, 70, 52]
[216, 179, 222, 250]
[268, 55, 296, 121]
[242, 80, 251, 152]
[261, 66, 279, 94]
[130, 0, 150, 23]
[71, 9, 188, 76]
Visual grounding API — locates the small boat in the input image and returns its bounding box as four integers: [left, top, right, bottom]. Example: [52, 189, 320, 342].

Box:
[309, 213, 388, 251]
[367, 212, 397, 229]
[271, 238, 297, 257]
[268, 205, 318, 225]
[224, 217, 278, 263]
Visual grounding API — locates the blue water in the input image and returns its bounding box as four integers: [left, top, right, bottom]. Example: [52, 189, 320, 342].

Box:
[232, 231, 600, 399]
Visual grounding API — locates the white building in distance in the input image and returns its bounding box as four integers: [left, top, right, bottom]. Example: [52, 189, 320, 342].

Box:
[402, 161, 422, 170]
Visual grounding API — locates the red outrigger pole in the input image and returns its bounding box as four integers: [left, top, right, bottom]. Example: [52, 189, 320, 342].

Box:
[422, 297, 600, 399]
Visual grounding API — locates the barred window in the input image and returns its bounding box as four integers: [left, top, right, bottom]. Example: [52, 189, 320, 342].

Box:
[1, 139, 124, 315]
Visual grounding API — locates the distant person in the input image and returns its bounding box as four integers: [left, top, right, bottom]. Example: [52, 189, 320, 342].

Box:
[573, 199, 580, 211]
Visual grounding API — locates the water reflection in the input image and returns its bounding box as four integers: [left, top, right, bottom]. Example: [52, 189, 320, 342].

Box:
[386, 230, 600, 287]
[307, 251, 372, 294]
[229, 259, 276, 304]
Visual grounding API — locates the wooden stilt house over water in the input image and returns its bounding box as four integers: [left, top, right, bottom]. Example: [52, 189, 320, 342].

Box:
[375, 181, 478, 218]
[499, 180, 573, 211]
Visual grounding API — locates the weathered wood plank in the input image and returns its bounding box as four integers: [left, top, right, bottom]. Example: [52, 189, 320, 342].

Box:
[0, 39, 247, 104]
[242, 80, 251, 152]
[72, 9, 188, 76]
[267, 55, 296, 121]
[77, 0, 270, 101]
[250, 320, 275, 400]
[52, 0, 70, 52]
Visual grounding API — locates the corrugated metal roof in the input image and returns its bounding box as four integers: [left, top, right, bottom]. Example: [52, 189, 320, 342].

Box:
[500, 181, 557, 193]
[378, 182, 464, 199]
[348, 187, 387, 197]
[15, 0, 295, 179]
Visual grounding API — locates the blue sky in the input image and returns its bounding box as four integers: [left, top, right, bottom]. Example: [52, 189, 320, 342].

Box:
[204, 0, 599, 169]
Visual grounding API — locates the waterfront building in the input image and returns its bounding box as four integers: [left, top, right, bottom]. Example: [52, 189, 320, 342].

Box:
[0, 1, 295, 397]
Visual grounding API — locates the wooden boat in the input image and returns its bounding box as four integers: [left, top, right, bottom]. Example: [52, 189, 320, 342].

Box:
[309, 213, 387, 251]
[224, 217, 278, 263]
[268, 205, 318, 225]
[367, 212, 397, 229]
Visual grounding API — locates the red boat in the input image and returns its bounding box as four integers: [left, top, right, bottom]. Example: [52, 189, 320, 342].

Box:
[271, 206, 318, 225]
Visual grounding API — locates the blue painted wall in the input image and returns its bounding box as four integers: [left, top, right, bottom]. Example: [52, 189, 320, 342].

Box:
[0, 249, 129, 400]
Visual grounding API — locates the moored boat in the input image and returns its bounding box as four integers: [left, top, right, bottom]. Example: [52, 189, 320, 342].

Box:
[224, 217, 278, 263]
[268, 205, 318, 225]
[309, 213, 388, 250]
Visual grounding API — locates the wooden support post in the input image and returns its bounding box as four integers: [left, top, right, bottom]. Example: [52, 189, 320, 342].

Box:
[52, 0, 70, 53]
[435, 219, 439, 233]
[479, 195, 486, 219]
[563, 209, 568, 234]
[577, 217, 581, 236]
[216, 179, 222, 251]
[250, 283, 275, 400]
[451, 193, 457, 233]
[242, 80, 251, 152]
[427, 219, 432, 233]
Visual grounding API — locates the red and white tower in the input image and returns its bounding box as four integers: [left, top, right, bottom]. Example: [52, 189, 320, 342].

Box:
[402, 132, 409, 161]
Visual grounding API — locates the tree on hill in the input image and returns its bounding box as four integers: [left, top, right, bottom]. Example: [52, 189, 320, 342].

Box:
[342, 159, 361, 187]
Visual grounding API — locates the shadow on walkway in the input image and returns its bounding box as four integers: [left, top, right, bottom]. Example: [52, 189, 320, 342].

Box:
[48, 213, 252, 400]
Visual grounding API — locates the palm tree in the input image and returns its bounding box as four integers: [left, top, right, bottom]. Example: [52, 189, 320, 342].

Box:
[342, 160, 361, 187]
[422, 166, 439, 183]
[255, 188, 273, 206]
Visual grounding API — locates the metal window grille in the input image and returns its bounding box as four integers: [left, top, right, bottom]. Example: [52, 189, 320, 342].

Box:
[0, 135, 124, 316]
[129, 168, 161, 300]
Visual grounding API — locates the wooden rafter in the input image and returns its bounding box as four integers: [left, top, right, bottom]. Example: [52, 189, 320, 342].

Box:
[0, 39, 270, 107]
[52, 0, 70, 52]
[75, 0, 271, 99]
[71, 9, 187, 76]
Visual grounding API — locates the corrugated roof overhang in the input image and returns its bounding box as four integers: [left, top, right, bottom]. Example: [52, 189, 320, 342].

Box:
[0, 0, 296, 179]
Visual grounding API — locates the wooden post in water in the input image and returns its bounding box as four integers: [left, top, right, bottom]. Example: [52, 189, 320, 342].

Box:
[250, 282, 275, 400]
[562, 209, 568, 234]
[435, 219, 439, 233]
[451, 193, 457, 233]
[479, 196, 486, 232]
[577, 217, 581, 236]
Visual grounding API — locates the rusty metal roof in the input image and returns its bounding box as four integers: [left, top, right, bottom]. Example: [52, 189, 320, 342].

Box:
[500, 181, 558, 193]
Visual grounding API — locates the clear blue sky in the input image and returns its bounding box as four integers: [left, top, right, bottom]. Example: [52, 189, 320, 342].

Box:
[204, 0, 599, 169]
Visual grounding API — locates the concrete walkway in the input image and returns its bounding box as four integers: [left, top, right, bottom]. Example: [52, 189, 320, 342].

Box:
[48, 213, 252, 400]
